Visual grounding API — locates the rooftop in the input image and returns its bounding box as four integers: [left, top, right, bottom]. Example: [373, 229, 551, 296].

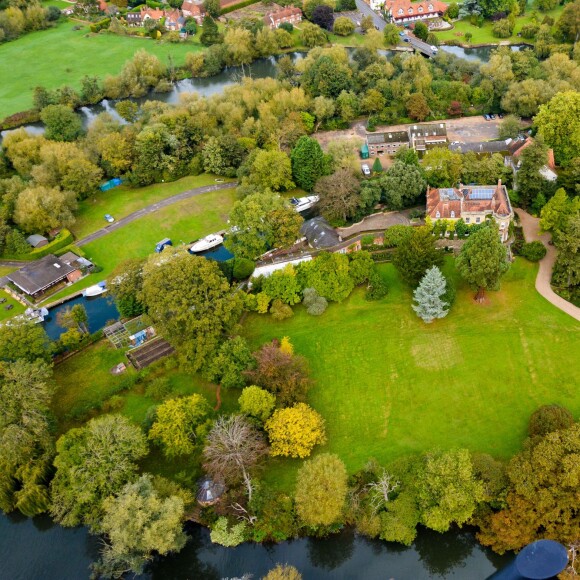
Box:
[7, 254, 77, 296]
[301, 217, 341, 249]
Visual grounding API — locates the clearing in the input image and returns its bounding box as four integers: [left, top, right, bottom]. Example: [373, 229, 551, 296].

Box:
[0, 19, 203, 120]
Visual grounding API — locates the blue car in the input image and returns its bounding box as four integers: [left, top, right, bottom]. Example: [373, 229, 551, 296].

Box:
[104, 214, 115, 223]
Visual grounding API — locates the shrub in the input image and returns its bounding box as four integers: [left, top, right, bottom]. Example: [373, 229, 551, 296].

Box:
[279, 21, 293, 32]
[302, 287, 328, 315]
[492, 18, 513, 38]
[101, 395, 125, 412]
[239, 385, 276, 422]
[333, 16, 355, 36]
[335, 0, 356, 10]
[145, 377, 172, 400]
[520, 23, 539, 38]
[520, 241, 547, 262]
[233, 257, 255, 280]
[383, 225, 412, 248]
[446, 2, 459, 18]
[365, 268, 388, 301]
[270, 299, 293, 321]
[528, 404, 574, 438]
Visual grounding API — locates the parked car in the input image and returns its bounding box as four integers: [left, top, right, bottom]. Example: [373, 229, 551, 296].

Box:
[403, 37, 410, 42]
[430, 46, 438, 53]
[104, 214, 115, 223]
[489, 114, 496, 120]
[361, 164, 371, 176]
[498, 113, 504, 119]
[399, 31, 406, 37]
[484, 114, 491, 121]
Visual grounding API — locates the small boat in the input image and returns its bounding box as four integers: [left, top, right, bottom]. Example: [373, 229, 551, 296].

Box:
[290, 196, 319, 213]
[189, 234, 224, 253]
[83, 282, 106, 297]
[24, 307, 49, 324]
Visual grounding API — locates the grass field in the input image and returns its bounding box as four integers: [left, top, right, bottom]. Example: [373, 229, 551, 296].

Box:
[71, 174, 232, 239]
[0, 19, 204, 120]
[43, 186, 237, 303]
[435, 5, 564, 45]
[0, 289, 26, 322]
[243, 258, 580, 491]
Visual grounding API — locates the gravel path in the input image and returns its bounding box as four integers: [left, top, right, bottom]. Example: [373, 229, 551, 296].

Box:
[516, 208, 580, 322]
[337, 211, 411, 238]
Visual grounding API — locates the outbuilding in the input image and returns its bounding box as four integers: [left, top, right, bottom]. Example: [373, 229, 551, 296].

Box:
[26, 234, 48, 249]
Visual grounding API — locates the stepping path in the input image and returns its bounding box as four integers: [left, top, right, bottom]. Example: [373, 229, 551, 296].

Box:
[516, 208, 580, 322]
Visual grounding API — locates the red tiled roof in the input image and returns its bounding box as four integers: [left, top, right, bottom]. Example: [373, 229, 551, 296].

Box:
[387, 0, 448, 17]
[546, 148, 555, 170]
[267, 6, 302, 19]
[140, 6, 164, 19]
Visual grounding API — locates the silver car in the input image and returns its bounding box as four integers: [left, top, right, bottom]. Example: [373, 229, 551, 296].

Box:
[361, 164, 371, 176]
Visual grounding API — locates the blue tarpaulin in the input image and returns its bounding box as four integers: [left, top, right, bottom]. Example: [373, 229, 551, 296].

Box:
[100, 178, 123, 192]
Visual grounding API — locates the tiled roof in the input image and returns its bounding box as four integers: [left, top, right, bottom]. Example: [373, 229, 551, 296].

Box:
[267, 6, 302, 19]
[8, 254, 76, 295]
[140, 6, 164, 18]
[449, 140, 509, 154]
[387, 0, 448, 17]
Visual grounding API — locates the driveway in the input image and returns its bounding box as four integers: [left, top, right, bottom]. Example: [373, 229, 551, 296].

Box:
[337, 210, 411, 237]
[516, 208, 580, 322]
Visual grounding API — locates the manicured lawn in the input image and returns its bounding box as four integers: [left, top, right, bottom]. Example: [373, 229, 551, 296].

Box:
[43, 186, 237, 303]
[42, 0, 73, 8]
[71, 174, 232, 239]
[0, 19, 204, 120]
[243, 258, 580, 491]
[436, 5, 564, 45]
[0, 289, 26, 322]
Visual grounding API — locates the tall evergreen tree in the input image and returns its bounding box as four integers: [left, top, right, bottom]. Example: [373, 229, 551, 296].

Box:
[456, 223, 509, 302]
[412, 266, 450, 323]
[515, 138, 550, 208]
[392, 226, 443, 286]
[290, 136, 326, 191]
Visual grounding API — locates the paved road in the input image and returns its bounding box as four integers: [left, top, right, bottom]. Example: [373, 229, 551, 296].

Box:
[516, 208, 580, 322]
[355, 0, 386, 31]
[76, 181, 237, 247]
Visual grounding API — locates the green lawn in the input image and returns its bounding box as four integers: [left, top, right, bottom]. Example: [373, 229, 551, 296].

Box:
[242, 258, 580, 491]
[436, 5, 564, 45]
[0, 19, 204, 120]
[0, 289, 26, 322]
[42, 186, 236, 304]
[71, 174, 232, 239]
[42, 0, 73, 8]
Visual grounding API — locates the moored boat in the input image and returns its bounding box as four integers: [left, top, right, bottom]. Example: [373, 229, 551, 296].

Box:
[189, 234, 224, 253]
[83, 282, 106, 297]
[290, 195, 319, 212]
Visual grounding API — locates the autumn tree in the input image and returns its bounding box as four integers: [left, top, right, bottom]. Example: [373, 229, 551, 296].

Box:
[226, 191, 303, 260]
[202, 336, 254, 390]
[148, 394, 212, 457]
[406, 93, 430, 122]
[224, 27, 255, 73]
[14, 186, 77, 233]
[314, 168, 362, 223]
[295, 453, 348, 527]
[238, 386, 276, 422]
[333, 16, 354, 36]
[40, 105, 83, 142]
[50, 415, 148, 530]
[456, 222, 509, 301]
[290, 136, 327, 191]
[265, 403, 326, 458]
[246, 340, 311, 406]
[95, 475, 186, 578]
[0, 360, 55, 517]
[262, 264, 302, 305]
[392, 226, 443, 286]
[263, 564, 303, 580]
[140, 251, 244, 371]
[247, 149, 294, 192]
[203, 414, 269, 501]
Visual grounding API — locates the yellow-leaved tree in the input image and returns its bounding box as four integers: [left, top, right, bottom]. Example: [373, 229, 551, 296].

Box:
[265, 403, 326, 458]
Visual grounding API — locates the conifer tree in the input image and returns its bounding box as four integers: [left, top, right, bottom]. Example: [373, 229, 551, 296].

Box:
[412, 266, 449, 323]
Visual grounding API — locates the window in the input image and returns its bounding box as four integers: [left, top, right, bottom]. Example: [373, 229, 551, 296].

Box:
[450, 211, 455, 218]
[408, 7, 413, 13]
[418, 6, 423, 11]
[398, 8, 403, 13]
[476, 217, 481, 224]
[465, 218, 470, 224]
[428, 3, 433, 9]
[435, 211, 440, 218]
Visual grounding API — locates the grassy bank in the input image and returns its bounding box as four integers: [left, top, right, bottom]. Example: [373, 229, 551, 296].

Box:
[0, 19, 203, 120]
[243, 258, 580, 491]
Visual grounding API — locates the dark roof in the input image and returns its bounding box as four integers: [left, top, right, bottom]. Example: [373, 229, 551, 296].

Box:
[26, 234, 48, 248]
[367, 131, 409, 145]
[7, 254, 76, 295]
[409, 123, 447, 137]
[449, 140, 509, 154]
[300, 217, 341, 249]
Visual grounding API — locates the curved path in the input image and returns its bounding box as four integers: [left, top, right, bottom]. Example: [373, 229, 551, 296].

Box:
[516, 208, 580, 322]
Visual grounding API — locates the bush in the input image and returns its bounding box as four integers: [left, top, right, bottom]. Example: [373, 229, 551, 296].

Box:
[335, 0, 356, 10]
[528, 404, 574, 438]
[101, 395, 125, 412]
[145, 377, 172, 400]
[446, 2, 459, 18]
[365, 268, 388, 300]
[520, 241, 547, 262]
[233, 257, 255, 280]
[90, 18, 111, 33]
[520, 23, 539, 38]
[333, 16, 355, 36]
[383, 225, 412, 248]
[492, 18, 513, 38]
[2, 229, 74, 260]
[279, 21, 293, 32]
[270, 299, 293, 320]
[47, 5, 61, 21]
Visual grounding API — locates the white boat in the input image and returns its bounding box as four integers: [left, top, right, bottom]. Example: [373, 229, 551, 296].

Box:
[84, 283, 106, 297]
[189, 234, 224, 253]
[23, 307, 49, 324]
[290, 196, 319, 213]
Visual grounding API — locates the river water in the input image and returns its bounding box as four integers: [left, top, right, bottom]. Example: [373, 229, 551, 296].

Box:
[0, 513, 511, 579]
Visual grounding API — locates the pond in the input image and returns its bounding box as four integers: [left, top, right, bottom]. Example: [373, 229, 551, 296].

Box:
[0, 513, 512, 580]
[43, 293, 119, 341]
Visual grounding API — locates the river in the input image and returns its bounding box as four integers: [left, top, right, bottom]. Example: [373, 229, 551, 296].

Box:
[0, 513, 511, 579]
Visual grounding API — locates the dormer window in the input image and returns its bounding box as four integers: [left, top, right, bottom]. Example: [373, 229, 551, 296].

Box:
[428, 3, 433, 9]
[435, 211, 440, 218]
[418, 6, 423, 11]
[408, 7, 413, 13]
[398, 7, 403, 13]
[450, 211, 455, 218]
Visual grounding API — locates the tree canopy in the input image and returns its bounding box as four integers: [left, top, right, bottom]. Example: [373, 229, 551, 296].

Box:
[393, 226, 443, 286]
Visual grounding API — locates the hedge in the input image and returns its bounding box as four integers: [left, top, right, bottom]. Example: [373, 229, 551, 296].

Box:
[1, 229, 74, 261]
[89, 17, 111, 33]
[0, 109, 41, 131]
[55, 244, 86, 258]
[221, 0, 261, 15]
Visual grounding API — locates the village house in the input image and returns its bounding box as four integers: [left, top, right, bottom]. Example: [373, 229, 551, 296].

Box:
[7, 254, 84, 298]
[381, 0, 448, 24]
[126, 10, 142, 25]
[164, 8, 186, 31]
[507, 136, 558, 181]
[140, 6, 164, 22]
[181, 0, 206, 25]
[426, 180, 514, 242]
[264, 6, 302, 29]
[365, 122, 447, 155]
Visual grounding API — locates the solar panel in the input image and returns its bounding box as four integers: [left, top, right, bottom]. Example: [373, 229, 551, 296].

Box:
[470, 188, 495, 200]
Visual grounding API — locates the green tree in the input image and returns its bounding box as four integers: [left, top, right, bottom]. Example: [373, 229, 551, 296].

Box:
[383, 23, 399, 46]
[535, 90, 580, 167]
[498, 115, 522, 140]
[50, 415, 148, 529]
[0, 360, 54, 517]
[555, 0, 580, 42]
[302, 286, 328, 315]
[14, 185, 77, 233]
[416, 449, 485, 532]
[406, 93, 430, 122]
[0, 320, 51, 362]
[456, 222, 509, 301]
[295, 453, 348, 527]
[140, 251, 244, 371]
[333, 16, 354, 36]
[95, 475, 186, 578]
[501, 79, 553, 118]
[552, 215, 580, 297]
[224, 27, 255, 73]
[300, 22, 327, 48]
[149, 394, 212, 457]
[412, 266, 450, 323]
[200, 16, 221, 45]
[302, 55, 352, 99]
[108, 257, 147, 318]
[249, 149, 294, 191]
[210, 517, 247, 546]
[56, 303, 89, 335]
[202, 336, 254, 390]
[115, 100, 139, 123]
[226, 191, 303, 260]
[297, 252, 354, 301]
[238, 385, 276, 422]
[372, 157, 383, 174]
[262, 264, 303, 305]
[515, 138, 549, 208]
[202, 135, 246, 177]
[265, 403, 326, 458]
[540, 188, 578, 234]
[314, 168, 362, 223]
[204, 0, 220, 17]
[393, 226, 443, 286]
[394, 146, 419, 167]
[414, 21, 429, 41]
[378, 162, 426, 210]
[422, 147, 463, 188]
[202, 414, 269, 501]
[40, 105, 83, 142]
[528, 404, 574, 438]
